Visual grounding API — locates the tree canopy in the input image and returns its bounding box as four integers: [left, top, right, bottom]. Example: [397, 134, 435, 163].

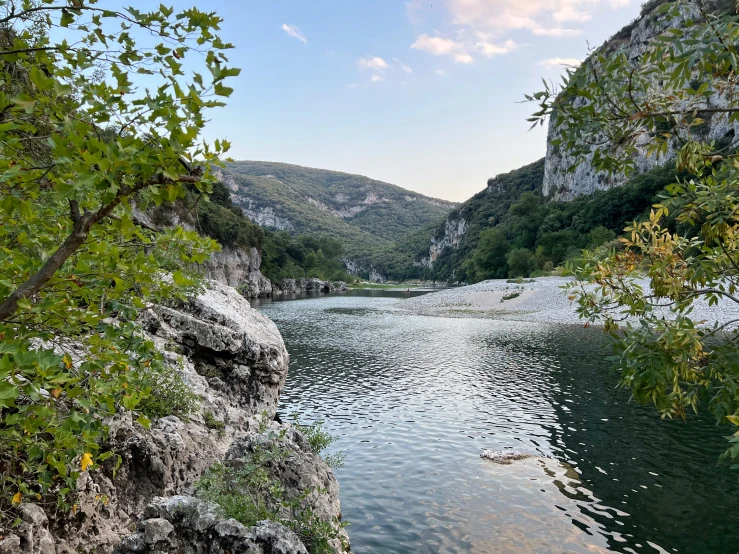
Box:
[0, 0, 237, 513]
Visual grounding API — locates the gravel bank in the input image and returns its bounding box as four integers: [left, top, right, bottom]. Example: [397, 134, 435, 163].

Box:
[398, 276, 739, 328]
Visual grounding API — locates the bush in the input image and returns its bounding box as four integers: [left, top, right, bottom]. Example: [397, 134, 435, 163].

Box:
[203, 410, 226, 433]
[137, 361, 200, 421]
[195, 428, 349, 554]
[291, 416, 345, 469]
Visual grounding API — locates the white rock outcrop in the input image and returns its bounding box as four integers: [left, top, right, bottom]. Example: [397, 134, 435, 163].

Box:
[8, 281, 347, 553]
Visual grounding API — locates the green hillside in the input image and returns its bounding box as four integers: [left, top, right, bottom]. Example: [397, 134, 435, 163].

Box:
[412, 160, 680, 283]
[224, 161, 456, 254]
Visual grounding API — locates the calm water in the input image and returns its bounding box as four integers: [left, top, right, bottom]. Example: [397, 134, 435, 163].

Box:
[253, 291, 738, 554]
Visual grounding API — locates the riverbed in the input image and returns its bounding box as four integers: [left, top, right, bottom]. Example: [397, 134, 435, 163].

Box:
[252, 290, 738, 554]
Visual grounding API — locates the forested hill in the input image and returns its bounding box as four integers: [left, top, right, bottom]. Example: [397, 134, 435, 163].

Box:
[220, 161, 456, 252]
[406, 159, 679, 284]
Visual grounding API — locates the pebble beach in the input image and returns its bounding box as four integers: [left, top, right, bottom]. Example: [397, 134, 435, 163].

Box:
[399, 276, 739, 329]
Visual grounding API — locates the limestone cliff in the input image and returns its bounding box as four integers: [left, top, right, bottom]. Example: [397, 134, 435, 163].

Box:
[543, 0, 737, 200]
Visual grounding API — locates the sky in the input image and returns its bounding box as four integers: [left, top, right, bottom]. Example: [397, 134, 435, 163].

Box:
[166, 0, 643, 202]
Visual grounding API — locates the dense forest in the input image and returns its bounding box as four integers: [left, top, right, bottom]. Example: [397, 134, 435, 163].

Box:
[396, 161, 681, 283]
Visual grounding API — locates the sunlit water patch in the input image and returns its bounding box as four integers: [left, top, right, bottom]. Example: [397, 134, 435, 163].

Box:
[253, 291, 738, 554]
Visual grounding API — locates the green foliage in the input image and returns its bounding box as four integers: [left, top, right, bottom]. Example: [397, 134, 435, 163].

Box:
[137, 361, 200, 421]
[192, 182, 265, 250]
[528, 0, 739, 466]
[261, 232, 353, 283]
[455, 162, 677, 282]
[501, 292, 521, 302]
[506, 249, 535, 278]
[0, 0, 236, 514]
[203, 410, 226, 433]
[291, 416, 345, 469]
[196, 428, 349, 553]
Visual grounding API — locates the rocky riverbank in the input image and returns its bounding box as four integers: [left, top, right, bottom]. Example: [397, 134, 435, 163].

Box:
[272, 278, 348, 295]
[400, 276, 739, 328]
[0, 281, 348, 554]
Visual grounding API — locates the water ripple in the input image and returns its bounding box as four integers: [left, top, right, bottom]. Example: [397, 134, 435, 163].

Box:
[255, 292, 739, 554]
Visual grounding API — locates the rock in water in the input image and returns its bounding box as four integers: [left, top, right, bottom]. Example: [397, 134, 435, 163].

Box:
[480, 450, 535, 464]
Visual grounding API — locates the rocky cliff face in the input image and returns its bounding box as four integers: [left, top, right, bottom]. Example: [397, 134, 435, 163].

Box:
[4, 281, 347, 553]
[417, 218, 467, 269]
[543, 0, 737, 200]
[205, 246, 272, 298]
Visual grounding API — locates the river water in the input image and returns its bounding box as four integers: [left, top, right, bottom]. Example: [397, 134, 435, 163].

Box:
[252, 290, 738, 554]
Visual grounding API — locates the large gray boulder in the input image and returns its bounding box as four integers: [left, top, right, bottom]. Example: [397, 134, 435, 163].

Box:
[47, 280, 291, 553]
[113, 496, 308, 554]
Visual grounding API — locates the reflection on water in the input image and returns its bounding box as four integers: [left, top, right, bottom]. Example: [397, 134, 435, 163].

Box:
[254, 291, 738, 554]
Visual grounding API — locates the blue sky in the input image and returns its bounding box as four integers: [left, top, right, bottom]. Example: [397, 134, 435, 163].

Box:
[171, 0, 642, 202]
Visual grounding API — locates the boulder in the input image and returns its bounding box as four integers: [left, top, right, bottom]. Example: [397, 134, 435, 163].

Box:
[113, 496, 308, 554]
[48, 280, 291, 552]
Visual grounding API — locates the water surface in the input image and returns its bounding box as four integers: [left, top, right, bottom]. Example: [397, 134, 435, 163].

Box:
[254, 291, 737, 554]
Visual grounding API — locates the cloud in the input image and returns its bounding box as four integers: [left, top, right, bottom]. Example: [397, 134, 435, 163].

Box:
[281, 23, 307, 43]
[538, 57, 582, 68]
[358, 56, 389, 70]
[476, 39, 518, 57]
[411, 0, 629, 38]
[411, 34, 463, 57]
[393, 58, 413, 73]
[357, 57, 412, 83]
[436, 69, 446, 76]
[412, 33, 519, 63]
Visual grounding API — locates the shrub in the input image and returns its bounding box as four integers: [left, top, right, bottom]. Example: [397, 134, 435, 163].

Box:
[203, 410, 226, 433]
[137, 361, 200, 421]
[195, 429, 349, 554]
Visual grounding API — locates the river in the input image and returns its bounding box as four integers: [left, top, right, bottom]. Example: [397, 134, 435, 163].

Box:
[251, 290, 738, 554]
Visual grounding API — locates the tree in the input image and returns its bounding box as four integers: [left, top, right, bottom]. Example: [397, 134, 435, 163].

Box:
[506, 248, 534, 278]
[0, 0, 238, 512]
[528, 0, 739, 466]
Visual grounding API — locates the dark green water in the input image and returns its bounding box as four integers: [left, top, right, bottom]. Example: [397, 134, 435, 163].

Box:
[253, 290, 738, 554]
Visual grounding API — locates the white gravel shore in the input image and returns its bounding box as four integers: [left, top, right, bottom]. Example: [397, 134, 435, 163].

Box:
[398, 276, 739, 328]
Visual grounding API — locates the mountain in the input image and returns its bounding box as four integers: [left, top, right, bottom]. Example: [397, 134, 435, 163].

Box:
[218, 161, 456, 258]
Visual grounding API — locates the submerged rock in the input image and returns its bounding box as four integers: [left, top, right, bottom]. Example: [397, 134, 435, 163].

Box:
[480, 450, 535, 464]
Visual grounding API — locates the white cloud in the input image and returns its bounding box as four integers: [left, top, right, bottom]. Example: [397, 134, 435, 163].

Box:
[411, 34, 464, 57]
[393, 58, 413, 73]
[358, 56, 389, 70]
[358, 57, 412, 83]
[436, 69, 446, 76]
[412, 32, 519, 63]
[419, 0, 629, 38]
[476, 39, 518, 57]
[281, 23, 307, 43]
[538, 57, 582, 68]
[454, 53, 475, 64]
